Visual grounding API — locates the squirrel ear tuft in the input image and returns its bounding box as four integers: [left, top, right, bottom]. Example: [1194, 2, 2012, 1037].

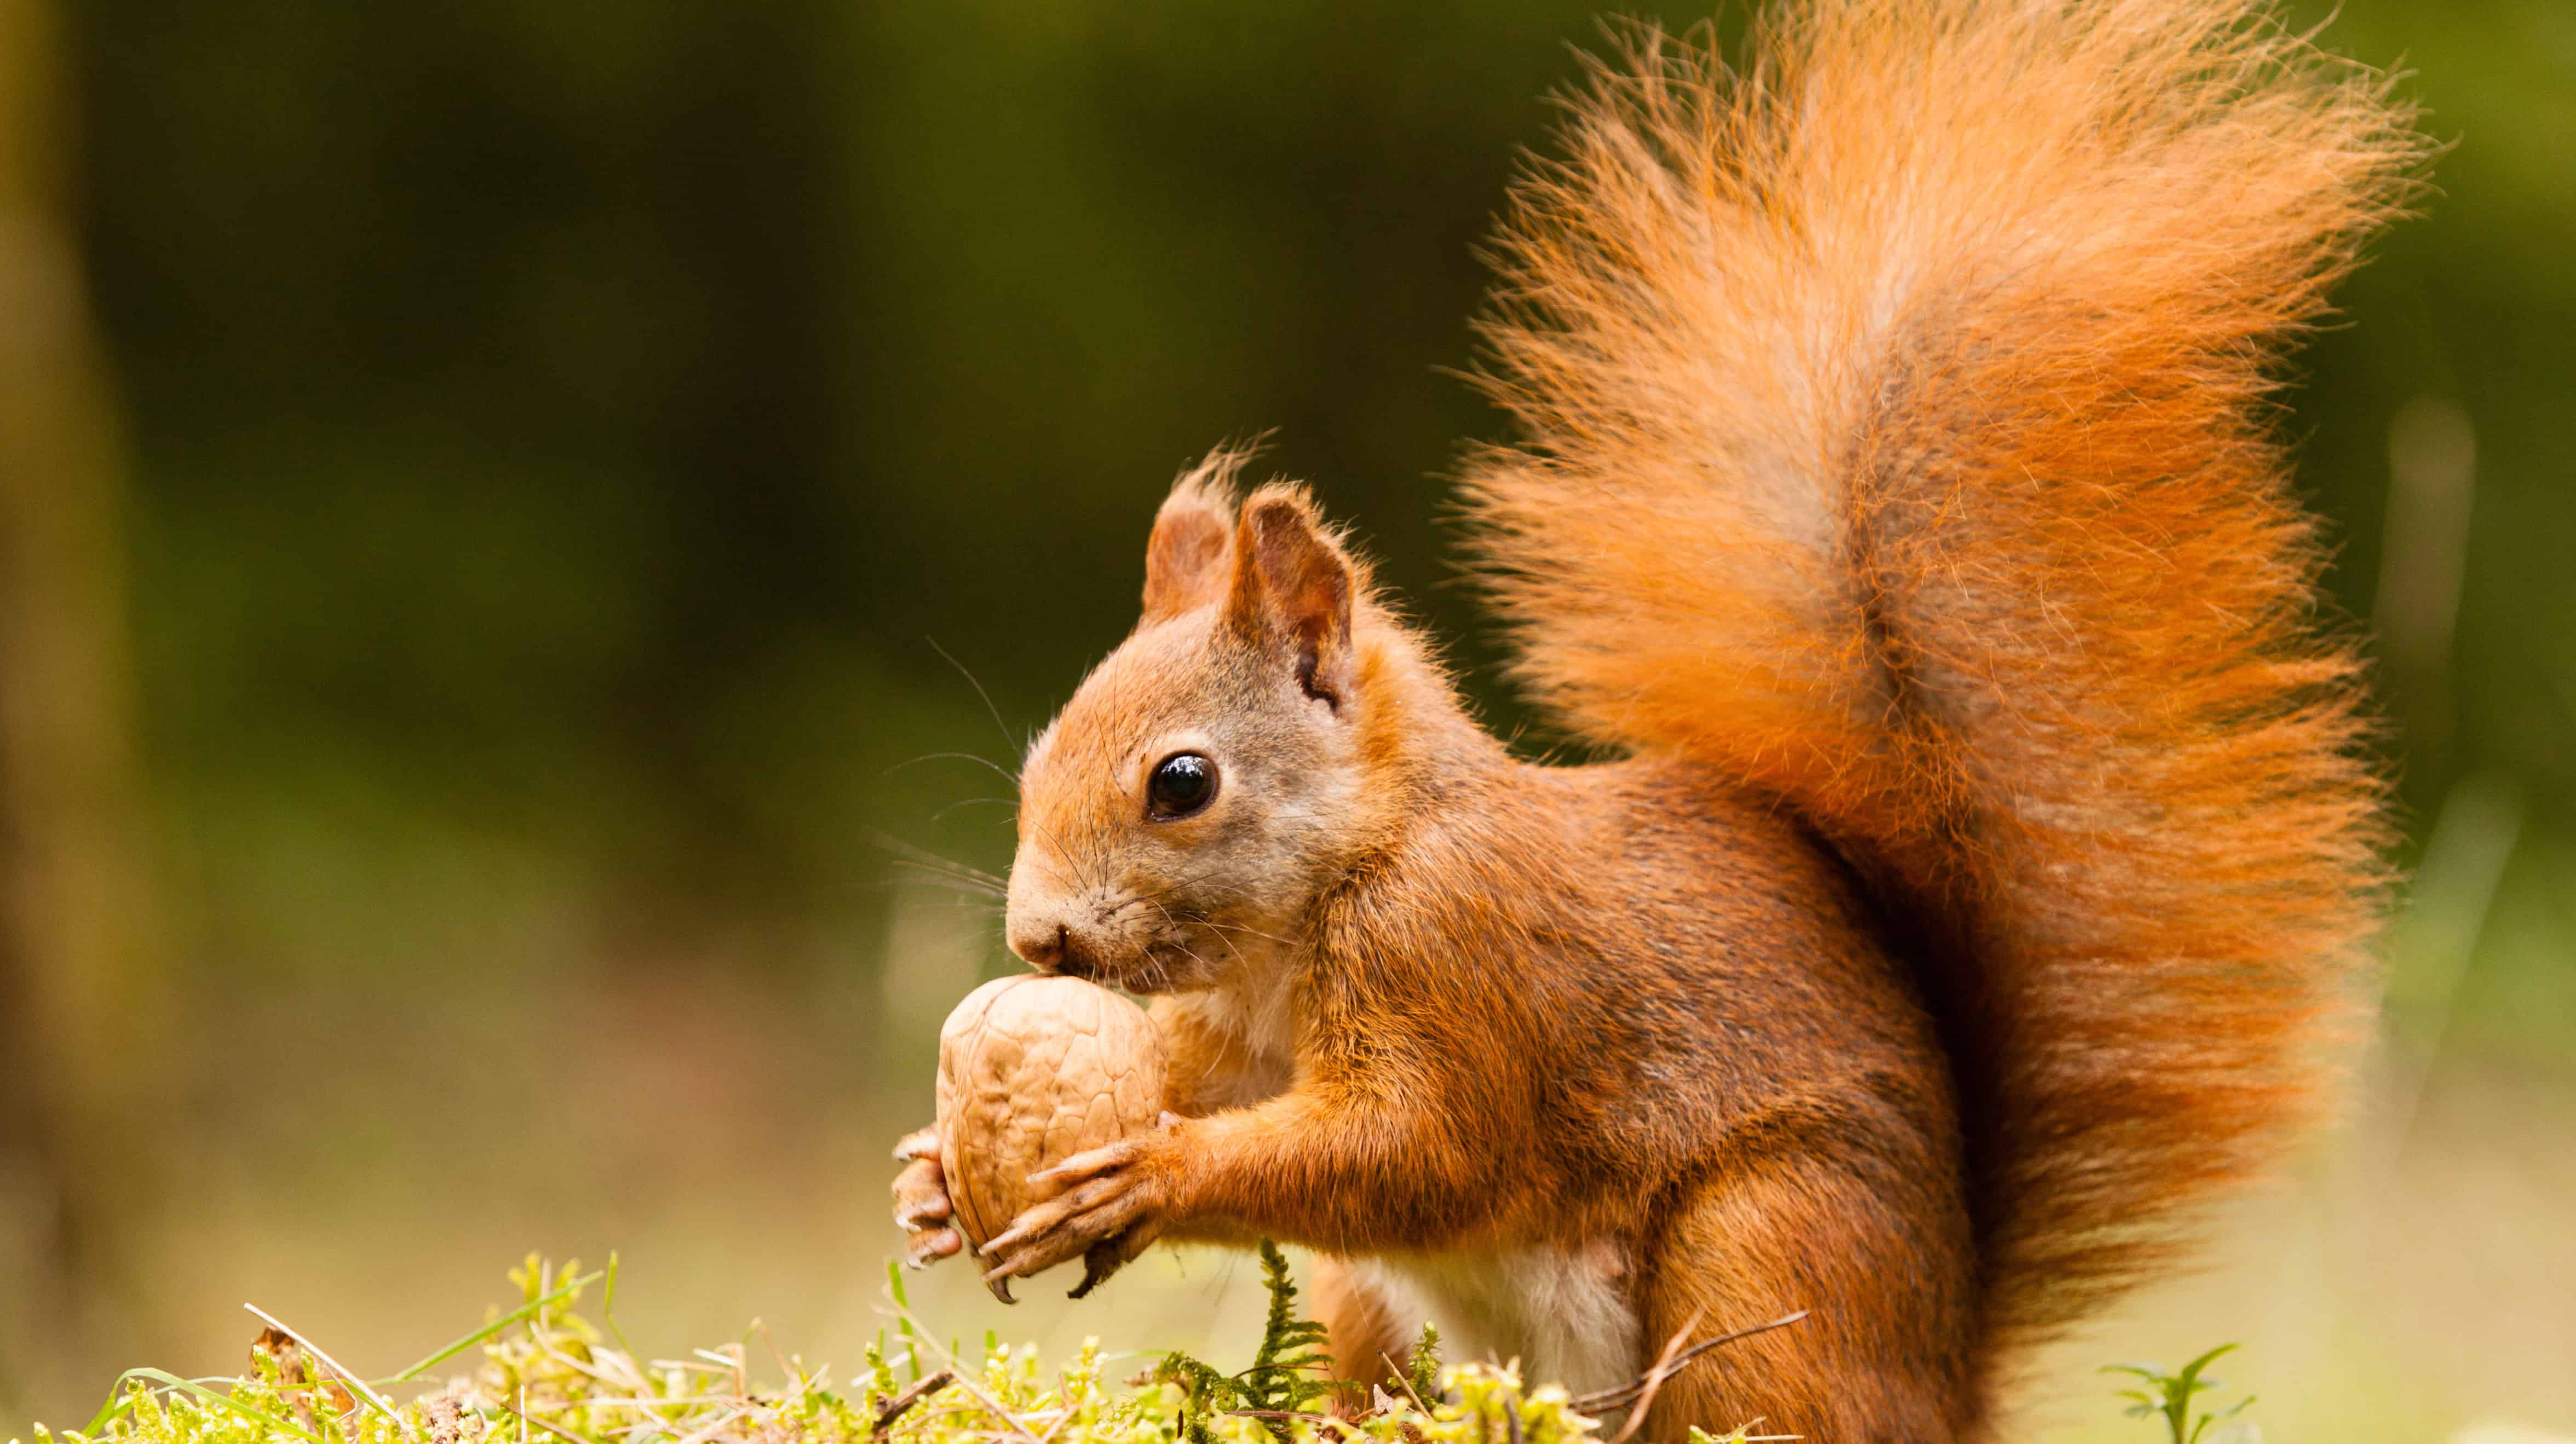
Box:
[1228, 486, 1355, 711]
[1141, 464, 1239, 622]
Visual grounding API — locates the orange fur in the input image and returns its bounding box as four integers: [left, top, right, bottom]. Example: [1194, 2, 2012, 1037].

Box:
[895, 2, 2426, 1437]
[1459, 0, 2424, 1377]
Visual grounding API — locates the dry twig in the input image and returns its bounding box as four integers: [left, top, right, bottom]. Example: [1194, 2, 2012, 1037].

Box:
[872, 1370, 958, 1440]
[1571, 1310, 1811, 1424]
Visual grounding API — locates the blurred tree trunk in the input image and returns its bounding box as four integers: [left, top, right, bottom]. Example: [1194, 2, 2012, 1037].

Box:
[0, 0, 163, 1416]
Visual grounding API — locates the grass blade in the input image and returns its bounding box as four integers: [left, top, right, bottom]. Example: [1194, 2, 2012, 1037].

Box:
[373, 1269, 603, 1385]
[82, 1370, 325, 1444]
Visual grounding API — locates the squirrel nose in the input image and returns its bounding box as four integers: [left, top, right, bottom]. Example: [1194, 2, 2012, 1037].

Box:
[1010, 919, 1092, 979]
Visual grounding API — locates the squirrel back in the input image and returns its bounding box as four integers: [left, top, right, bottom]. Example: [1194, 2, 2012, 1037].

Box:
[1459, 0, 2425, 1372]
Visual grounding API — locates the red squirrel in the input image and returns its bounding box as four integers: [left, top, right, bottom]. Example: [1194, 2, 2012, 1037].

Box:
[892, 0, 2425, 1436]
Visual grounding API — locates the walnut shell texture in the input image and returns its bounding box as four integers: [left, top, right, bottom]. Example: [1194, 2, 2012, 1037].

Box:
[935, 974, 1166, 1253]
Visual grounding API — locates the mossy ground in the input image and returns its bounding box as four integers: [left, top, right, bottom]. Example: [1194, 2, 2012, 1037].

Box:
[10, 1254, 1753, 1444]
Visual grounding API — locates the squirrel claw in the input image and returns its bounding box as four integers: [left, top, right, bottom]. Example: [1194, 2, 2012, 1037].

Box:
[1068, 1240, 1126, 1299]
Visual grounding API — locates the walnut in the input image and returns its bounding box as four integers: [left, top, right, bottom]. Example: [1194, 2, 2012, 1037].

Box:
[935, 974, 1166, 1257]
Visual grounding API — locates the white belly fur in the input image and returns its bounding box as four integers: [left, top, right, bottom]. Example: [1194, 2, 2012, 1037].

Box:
[1344, 1245, 1641, 1396]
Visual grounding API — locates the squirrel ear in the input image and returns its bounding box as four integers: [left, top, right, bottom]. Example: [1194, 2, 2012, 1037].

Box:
[1228, 487, 1355, 711]
[1141, 474, 1237, 622]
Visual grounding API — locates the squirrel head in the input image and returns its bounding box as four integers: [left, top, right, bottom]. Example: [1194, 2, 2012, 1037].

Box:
[1004, 451, 1429, 995]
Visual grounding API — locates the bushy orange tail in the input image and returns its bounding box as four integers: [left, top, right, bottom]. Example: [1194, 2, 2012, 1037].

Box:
[1460, 0, 2425, 1374]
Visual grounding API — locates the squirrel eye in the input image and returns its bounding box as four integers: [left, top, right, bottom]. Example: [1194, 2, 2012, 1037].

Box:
[1146, 752, 1218, 820]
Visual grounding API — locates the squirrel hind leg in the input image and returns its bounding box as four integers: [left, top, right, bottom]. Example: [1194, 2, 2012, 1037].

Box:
[1310, 1253, 1417, 1410]
[1639, 1159, 1980, 1444]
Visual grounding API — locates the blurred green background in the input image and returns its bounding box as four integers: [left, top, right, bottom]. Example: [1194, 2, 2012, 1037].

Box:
[2, 0, 2570, 1439]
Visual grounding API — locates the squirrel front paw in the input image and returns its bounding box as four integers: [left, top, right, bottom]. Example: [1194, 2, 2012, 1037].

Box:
[890, 1125, 964, 1270]
[979, 1122, 1182, 1299]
